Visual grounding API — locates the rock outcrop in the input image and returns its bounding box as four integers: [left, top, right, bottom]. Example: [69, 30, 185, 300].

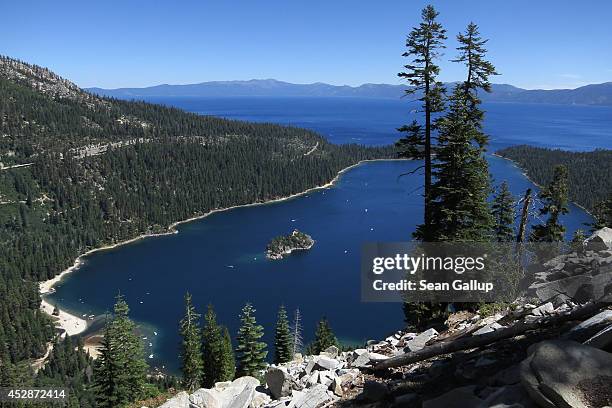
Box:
[520, 340, 612, 408]
[528, 227, 612, 304]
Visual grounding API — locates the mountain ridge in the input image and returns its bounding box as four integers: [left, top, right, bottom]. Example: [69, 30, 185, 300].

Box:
[88, 79, 612, 106]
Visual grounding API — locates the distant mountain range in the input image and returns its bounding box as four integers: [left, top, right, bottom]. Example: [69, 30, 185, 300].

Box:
[87, 80, 612, 106]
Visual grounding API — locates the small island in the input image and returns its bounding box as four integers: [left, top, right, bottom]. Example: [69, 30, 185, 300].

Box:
[266, 230, 315, 260]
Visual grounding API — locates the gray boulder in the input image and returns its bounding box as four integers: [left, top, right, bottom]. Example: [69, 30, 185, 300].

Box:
[331, 377, 343, 397]
[250, 391, 271, 408]
[361, 380, 389, 402]
[585, 227, 612, 251]
[229, 376, 260, 389]
[160, 391, 190, 408]
[530, 271, 612, 303]
[290, 384, 334, 408]
[584, 324, 612, 350]
[351, 351, 372, 368]
[520, 340, 612, 408]
[530, 302, 554, 316]
[320, 345, 339, 359]
[306, 371, 319, 387]
[225, 383, 255, 408]
[189, 388, 220, 408]
[405, 328, 438, 352]
[350, 351, 388, 368]
[265, 367, 293, 399]
[315, 356, 339, 371]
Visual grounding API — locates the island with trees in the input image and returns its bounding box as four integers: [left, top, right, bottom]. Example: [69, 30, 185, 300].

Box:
[266, 230, 315, 260]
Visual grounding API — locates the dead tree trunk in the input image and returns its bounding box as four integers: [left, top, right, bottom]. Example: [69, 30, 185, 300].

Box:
[373, 301, 606, 370]
[516, 188, 532, 247]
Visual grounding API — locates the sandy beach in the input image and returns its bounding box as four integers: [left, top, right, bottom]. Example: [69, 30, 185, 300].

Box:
[40, 297, 88, 336]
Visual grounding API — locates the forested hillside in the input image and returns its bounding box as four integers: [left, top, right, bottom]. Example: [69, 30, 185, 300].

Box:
[496, 145, 611, 214]
[0, 56, 392, 381]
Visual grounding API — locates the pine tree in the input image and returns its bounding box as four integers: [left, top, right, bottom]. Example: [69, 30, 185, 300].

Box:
[93, 294, 148, 408]
[202, 304, 222, 388]
[589, 197, 612, 231]
[310, 318, 339, 354]
[398, 5, 447, 240]
[274, 305, 293, 364]
[179, 292, 203, 392]
[291, 309, 304, 357]
[218, 327, 235, 382]
[424, 23, 497, 242]
[492, 181, 515, 242]
[530, 165, 570, 243]
[454, 22, 498, 134]
[403, 302, 446, 330]
[571, 229, 586, 255]
[235, 303, 268, 378]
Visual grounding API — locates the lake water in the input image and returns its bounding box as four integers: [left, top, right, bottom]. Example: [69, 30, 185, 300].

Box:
[142, 97, 612, 151]
[46, 97, 608, 373]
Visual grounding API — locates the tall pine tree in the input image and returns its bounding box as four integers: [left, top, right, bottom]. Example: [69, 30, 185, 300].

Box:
[235, 303, 267, 378]
[93, 294, 148, 408]
[274, 305, 293, 364]
[492, 181, 515, 242]
[310, 318, 339, 354]
[218, 327, 236, 382]
[398, 4, 447, 240]
[589, 197, 611, 231]
[179, 293, 203, 392]
[202, 305, 224, 387]
[426, 23, 497, 242]
[571, 229, 586, 255]
[531, 165, 570, 243]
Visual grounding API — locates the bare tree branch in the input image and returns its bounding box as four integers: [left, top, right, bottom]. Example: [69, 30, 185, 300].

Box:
[397, 165, 425, 180]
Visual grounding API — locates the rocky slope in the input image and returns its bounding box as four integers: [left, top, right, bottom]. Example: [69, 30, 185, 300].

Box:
[157, 229, 612, 408]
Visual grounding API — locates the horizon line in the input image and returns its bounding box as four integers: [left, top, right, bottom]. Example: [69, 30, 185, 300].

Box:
[85, 78, 611, 92]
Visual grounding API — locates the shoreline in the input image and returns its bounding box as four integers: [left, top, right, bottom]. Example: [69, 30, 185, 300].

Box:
[40, 298, 88, 337]
[38, 158, 403, 337]
[491, 153, 595, 218]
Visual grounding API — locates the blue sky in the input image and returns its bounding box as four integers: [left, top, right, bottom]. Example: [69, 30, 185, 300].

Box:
[2, 0, 611, 89]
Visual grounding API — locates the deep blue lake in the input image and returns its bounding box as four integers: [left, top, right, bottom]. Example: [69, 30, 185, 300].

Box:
[46, 97, 609, 373]
[143, 97, 612, 151]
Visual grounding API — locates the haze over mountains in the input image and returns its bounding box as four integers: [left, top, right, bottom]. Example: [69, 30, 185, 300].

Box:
[88, 80, 612, 106]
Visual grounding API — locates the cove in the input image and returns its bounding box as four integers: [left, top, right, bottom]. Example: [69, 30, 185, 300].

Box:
[46, 155, 593, 373]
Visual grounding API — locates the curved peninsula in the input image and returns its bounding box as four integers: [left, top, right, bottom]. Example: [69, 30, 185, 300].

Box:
[266, 230, 315, 260]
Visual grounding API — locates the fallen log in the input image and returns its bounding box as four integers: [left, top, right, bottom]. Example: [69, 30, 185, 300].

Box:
[373, 301, 608, 370]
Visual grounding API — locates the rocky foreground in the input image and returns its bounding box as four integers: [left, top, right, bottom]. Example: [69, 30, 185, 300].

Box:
[159, 229, 612, 408]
